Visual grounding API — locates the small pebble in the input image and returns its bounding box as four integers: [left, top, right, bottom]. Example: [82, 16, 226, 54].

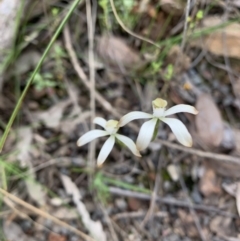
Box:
[115, 198, 127, 211]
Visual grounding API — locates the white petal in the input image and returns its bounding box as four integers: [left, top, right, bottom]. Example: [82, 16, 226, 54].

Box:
[161, 118, 192, 147]
[164, 104, 198, 116]
[77, 130, 108, 146]
[119, 111, 153, 127]
[93, 117, 107, 128]
[136, 118, 158, 151]
[116, 134, 141, 157]
[97, 135, 115, 166]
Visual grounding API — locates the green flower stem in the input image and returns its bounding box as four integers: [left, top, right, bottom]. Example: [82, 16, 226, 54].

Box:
[102, 176, 151, 194]
[0, 0, 82, 152]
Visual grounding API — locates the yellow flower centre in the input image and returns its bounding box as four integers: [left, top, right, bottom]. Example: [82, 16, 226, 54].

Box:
[152, 98, 168, 108]
[105, 120, 119, 134]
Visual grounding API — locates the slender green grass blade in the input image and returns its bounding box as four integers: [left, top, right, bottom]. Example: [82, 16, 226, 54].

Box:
[0, 0, 82, 152]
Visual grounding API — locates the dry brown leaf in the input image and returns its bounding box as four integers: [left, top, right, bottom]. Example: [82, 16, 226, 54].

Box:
[199, 167, 221, 196]
[97, 35, 142, 70]
[195, 94, 224, 148]
[60, 174, 106, 241]
[160, 0, 186, 15]
[32, 99, 71, 128]
[190, 17, 240, 59]
[60, 111, 91, 134]
[13, 50, 41, 75]
[166, 45, 191, 74]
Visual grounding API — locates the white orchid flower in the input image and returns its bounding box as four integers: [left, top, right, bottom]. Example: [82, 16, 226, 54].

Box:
[77, 117, 141, 166]
[119, 98, 198, 150]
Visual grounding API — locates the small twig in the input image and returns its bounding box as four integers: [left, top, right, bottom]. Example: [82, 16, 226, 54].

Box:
[0, 188, 95, 241]
[174, 0, 192, 74]
[63, 24, 120, 119]
[109, 0, 160, 49]
[3, 197, 58, 235]
[112, 211, 167, 221]
[180, 0, 192, 52]
[109, 187, 236, 218]
[156, 139, 240, 165]
[86, 0, 96, 169]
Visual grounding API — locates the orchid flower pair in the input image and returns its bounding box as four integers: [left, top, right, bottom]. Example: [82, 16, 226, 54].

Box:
[77, 98, 198, 166]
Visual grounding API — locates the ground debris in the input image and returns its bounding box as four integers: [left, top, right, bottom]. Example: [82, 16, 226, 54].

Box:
[15, 127, 47, 206]
[190, 17, 240, 59]
[210, 215, 234, 236]
[195, 94, 224, 149]
[199, 167, 222, 196]
[60, 174, 106, 241]
[3, 221, 35, 241]
[96, 34, 143, 71]
[160, 0, 186, 15]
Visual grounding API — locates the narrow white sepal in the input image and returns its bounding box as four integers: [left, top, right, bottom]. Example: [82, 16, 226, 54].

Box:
[136, 118, 158, 151]
[97, 135, 115, 166]
[161, 117, 192, 147]
[119, 111, 153, 127]
[93, 117, 107, 128]
[164, 104, 198, 117]
[77, 130, 108, 146]
[116, 134, 141, 157]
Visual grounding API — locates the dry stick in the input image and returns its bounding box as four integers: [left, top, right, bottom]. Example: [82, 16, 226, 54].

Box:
[109, 187, 236, 218]
[109, 0, 160, 49]
[157, 139, 240, 165]
[180, 0, 192, 52]
[174, 0, 192, 71]
[63, 17, 240, 166]
[3, 197, 59, 234]
[63, 24, 120, 119]
[0, 188, 95, 241]
[86, 0, 96, 169]
[113, 211, 167, 221]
